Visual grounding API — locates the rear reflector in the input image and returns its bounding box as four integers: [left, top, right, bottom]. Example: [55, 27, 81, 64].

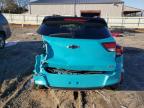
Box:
[102, 42, 116, 52]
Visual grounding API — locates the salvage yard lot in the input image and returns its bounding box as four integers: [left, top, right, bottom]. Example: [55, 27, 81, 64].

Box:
[0, 25, 144, 108]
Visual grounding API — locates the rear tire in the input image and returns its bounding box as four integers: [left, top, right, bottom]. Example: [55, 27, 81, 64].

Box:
[110, 83, 120, 90]
[34, 83, 40, 90]
[110, 72, 124, 90]
[0, 36, 5, 49]
[33, 82, 46, 90]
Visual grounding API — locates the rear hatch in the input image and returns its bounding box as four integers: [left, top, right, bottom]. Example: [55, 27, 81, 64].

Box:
[38, 17, 116, 71]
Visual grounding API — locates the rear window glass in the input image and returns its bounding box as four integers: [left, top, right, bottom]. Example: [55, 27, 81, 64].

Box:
[37, 22, 111, 39]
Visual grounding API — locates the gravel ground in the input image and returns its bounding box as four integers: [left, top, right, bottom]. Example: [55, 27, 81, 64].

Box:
[0, 25, 144, 108]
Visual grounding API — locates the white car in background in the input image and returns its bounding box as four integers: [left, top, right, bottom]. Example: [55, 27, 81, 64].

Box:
[0, 13, 11, 49]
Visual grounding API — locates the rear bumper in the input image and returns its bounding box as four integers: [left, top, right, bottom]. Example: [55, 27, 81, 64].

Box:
[33, 69, 121, 89]
[33, 54, 122, 89]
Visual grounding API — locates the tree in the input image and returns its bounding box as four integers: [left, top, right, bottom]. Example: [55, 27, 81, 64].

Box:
[1, 0, 28, 13]
[15, 0, 29, 8]
[0, 0, 5, 11]
[3, 0, 18, 13]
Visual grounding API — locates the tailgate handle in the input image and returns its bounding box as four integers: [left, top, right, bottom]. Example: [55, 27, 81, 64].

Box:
[67, 45, 80, 49]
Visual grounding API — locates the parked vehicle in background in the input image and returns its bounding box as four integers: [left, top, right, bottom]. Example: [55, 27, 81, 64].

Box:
[0, 13, 11, 49]
[33, 16, 124, 90]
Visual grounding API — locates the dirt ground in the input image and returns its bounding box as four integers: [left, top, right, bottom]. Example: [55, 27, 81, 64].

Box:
[0, 25, 144, 108]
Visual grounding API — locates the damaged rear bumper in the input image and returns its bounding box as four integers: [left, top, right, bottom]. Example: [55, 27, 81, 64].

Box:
[33, 70, 121, 89]
[33, 55, 122, 89]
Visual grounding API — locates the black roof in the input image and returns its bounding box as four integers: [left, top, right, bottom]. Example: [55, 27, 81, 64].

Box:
[31, 0, 123, 4]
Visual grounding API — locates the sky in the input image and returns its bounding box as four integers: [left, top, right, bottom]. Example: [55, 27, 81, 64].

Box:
[123, 0, 144, 9]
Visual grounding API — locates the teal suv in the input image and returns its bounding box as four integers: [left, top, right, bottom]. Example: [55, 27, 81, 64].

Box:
[33, 16, 124, 89]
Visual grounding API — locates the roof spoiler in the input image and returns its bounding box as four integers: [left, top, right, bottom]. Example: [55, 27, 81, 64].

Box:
[42, 16, 108, 26]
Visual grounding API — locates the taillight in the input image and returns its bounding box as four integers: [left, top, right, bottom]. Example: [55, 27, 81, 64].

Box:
[116, 45, 123, 56]
[102, 42, 116, 52]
